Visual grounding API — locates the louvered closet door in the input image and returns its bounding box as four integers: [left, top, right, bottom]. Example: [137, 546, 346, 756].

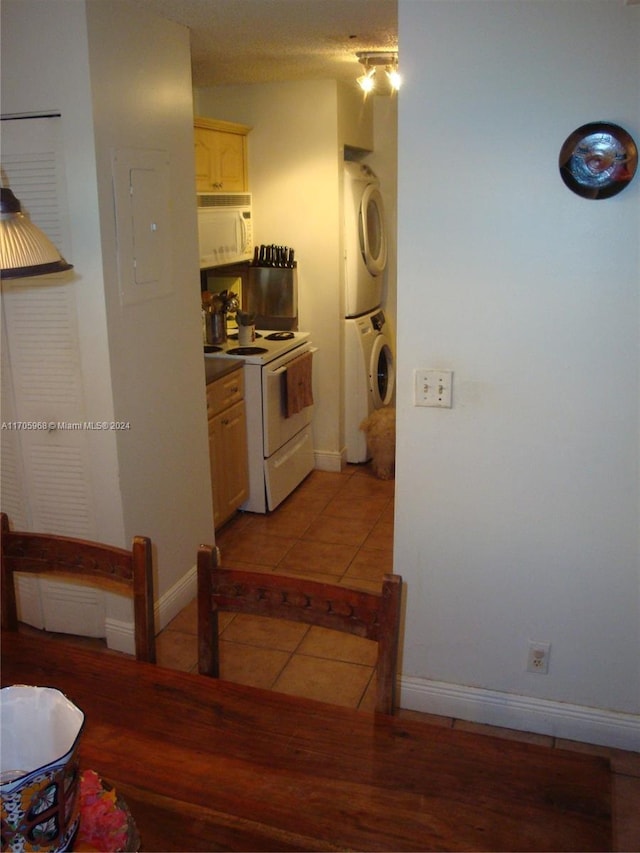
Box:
[1, 116, 103, 635]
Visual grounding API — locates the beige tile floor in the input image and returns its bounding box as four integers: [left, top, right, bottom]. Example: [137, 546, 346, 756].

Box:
[158, 466, 394, 708]
[16, 465, 639, 849]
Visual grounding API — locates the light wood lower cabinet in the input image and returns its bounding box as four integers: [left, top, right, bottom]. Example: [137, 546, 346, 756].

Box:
[206, 368, 249, 529]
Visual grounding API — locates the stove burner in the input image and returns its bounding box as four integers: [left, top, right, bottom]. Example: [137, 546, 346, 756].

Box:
[264, 332, 294, 341]
[204, 345, 223, 353]
[226, 346, 269, 356]
[227, 332, 263, 340]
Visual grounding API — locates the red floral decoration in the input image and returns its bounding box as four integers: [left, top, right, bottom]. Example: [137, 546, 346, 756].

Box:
[74, 770, 129, 852]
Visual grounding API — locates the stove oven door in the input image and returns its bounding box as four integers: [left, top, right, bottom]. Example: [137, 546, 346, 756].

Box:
[262, 345, 314, 457]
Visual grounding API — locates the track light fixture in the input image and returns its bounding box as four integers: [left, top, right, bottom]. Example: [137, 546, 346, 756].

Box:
[356, 51, 401, 95]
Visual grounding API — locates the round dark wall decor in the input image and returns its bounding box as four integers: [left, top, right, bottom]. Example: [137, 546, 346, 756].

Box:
[559, 122, 637, 199]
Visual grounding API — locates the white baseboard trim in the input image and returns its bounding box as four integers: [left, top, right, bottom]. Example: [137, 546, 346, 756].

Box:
[314, 449, 346, 472]
[106, 564, 198, 653]
[104, 618, 136, 655]
[154, 563, 198, 631]
[400, 676, 640, 752]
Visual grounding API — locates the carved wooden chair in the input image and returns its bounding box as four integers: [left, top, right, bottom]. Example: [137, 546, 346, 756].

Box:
[197, 544, 402, 714]
[0, 512, 156, 663]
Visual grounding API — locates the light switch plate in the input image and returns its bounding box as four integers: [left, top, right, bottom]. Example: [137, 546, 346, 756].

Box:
[414, 369, 453, 407]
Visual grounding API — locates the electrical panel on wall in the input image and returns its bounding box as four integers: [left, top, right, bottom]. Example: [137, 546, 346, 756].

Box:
[112, 148, 172, 305]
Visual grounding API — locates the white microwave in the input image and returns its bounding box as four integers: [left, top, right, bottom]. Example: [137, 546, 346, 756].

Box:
[197, 193, 253, 268]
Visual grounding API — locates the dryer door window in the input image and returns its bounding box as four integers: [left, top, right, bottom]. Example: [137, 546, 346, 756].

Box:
[369, 336, 395, 407]
[359, 185, 387, 277]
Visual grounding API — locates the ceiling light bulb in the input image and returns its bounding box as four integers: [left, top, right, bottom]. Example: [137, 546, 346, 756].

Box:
[386, 67, 402, 91]
[357, 68, 376, 93]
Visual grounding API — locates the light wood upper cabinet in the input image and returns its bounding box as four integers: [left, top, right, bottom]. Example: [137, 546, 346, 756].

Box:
[194, 117, 250, 193]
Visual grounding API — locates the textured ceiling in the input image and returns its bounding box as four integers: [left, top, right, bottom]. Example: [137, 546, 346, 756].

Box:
[131, 0, 398, 87]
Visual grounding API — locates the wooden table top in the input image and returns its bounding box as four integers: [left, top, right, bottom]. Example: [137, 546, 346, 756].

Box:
[1, 631, 611, 852]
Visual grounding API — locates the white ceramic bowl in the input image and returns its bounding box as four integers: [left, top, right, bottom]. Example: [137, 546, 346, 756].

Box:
[1, 685, 85, 852]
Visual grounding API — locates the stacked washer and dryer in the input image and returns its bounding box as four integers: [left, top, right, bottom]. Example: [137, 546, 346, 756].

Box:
[343, 161, 395, 463]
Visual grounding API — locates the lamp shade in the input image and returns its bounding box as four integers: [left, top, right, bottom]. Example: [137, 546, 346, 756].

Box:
[0, 187, 72, 279]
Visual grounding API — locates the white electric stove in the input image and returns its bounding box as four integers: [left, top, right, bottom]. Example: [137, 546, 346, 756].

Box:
[204, 330, 310, 365]
[205, 330, 316, 513]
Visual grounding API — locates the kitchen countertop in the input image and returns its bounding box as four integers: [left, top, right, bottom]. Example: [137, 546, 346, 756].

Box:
[204, 355, 243, 385]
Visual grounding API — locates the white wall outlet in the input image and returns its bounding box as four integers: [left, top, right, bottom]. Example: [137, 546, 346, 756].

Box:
[527, 641, 551, 674]
[414, 369, 453, 408]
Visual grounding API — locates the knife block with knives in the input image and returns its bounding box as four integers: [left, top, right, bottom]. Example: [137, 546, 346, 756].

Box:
[245, 248, 299, 331]
[252, 244, 296, 269]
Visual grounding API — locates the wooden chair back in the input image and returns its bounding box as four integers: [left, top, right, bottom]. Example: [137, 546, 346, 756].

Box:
[197, 544, 402, 714]
[1, 512, 156, 663]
